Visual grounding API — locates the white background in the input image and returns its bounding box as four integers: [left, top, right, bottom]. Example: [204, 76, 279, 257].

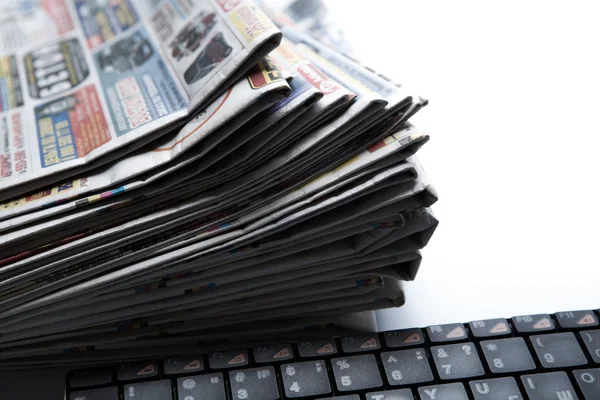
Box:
[325, 0, 600, 330]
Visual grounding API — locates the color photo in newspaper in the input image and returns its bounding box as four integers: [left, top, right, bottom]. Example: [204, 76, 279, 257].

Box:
[0, 0, 282, 202]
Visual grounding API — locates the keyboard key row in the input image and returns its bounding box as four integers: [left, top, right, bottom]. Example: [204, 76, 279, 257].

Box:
[70, 369, 600, 400]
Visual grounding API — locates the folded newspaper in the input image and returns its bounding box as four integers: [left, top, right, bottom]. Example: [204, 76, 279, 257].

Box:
[0, 0, 437, 367]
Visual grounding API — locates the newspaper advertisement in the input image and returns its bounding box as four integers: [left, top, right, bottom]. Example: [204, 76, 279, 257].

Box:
[0, 57, 291, 226]
[0, 0, 282, 200]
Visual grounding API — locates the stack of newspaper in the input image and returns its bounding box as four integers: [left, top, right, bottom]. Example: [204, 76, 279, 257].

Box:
[0, 0, 437, 367]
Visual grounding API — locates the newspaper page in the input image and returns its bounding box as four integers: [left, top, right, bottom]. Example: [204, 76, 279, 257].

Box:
[0, 58, 291, 226]
[0, 126, 426, 302]
[0, 160, 436, 319]
[0, 66, 319, 233]
[0, 271, 406, 353]
[0, 128, 426, 306]
[0, 118, 423, 284]
[0, 0, 282, 200]
[0, 153, 416, 309]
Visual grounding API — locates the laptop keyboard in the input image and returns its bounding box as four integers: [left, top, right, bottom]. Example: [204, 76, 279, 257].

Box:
[66, 309, 600, 399]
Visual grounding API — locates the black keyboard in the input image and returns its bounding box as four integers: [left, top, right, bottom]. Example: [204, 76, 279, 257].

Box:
[66, 309, 600, 399]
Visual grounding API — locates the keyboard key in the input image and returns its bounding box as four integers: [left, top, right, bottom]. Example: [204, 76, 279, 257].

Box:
[521, 372, 579, 400]
[281, 360, 331, 398]
[209, 349, 248, 370]
[68, 367, 112, 388]
[164, 355, 204, 375]
[297, 339, 338, 358]
[469, 319, 512, 338]
[253, 343, 294, 363]
[426, 323, 468, 343]
[555, 310, 599, 329]
[580, 330, 600, 363]
[431, 342, 484, 380]
[381, 348, 434, 385]
[118, 361, 158, 381]
[480, 337, 536, 373]
[384, 328, 425, 348]
[530, 332, 588, 368]
[124, 380, 172, 400]
[574, 368, 600, 399]
[418, 383, 469, 400]
[469, 377, 524, 400]
[177, 373, 226, 400]
[330, 354, 383, 392]
[70, 386, 118, 400]
[512, 314, 555, 333]
[367, 389, 414, 399]
[341, 334, 381, 353]
[317, 396, 360, 400]
[229, 367, 279, 400]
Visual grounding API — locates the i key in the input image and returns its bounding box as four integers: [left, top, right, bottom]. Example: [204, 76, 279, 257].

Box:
[521, 372, 579, 400]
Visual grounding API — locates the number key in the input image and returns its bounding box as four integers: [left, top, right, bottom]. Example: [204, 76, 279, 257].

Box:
[124, 380, 171, 400]
[381, 348, 433, 385]
[431, 342, 484, 380]
[580, 330, 600, 363]
[480, 337, 536, 373]
[530, 332, 587, 368]
[330, 354, 383, 392]
[229, 367, 279, 400]
[574, 368, 600, 399]
[281, 360, 331, 398]
[177, 374, 226, 400]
